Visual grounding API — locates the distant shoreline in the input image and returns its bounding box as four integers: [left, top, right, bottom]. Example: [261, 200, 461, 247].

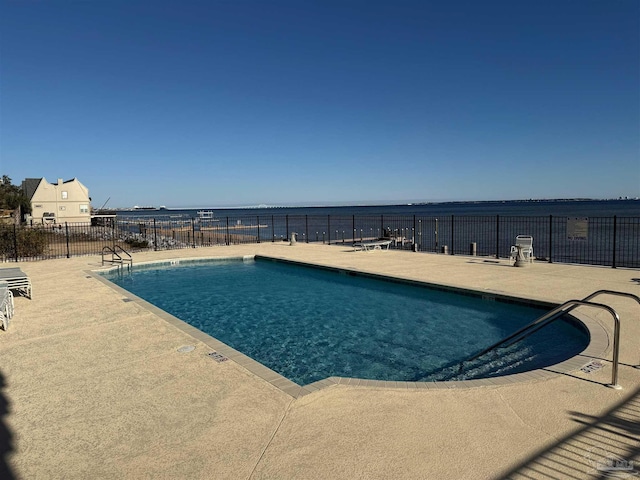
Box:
[111, 197, 638, 212]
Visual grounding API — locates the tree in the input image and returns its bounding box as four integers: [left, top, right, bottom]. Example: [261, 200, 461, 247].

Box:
[0, 175, 31, 223]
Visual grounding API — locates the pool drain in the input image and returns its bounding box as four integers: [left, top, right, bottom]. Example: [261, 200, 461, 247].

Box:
[177, 345, 195, 353]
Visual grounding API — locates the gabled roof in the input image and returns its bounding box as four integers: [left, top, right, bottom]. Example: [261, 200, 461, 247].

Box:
[21, 178, 43, 201]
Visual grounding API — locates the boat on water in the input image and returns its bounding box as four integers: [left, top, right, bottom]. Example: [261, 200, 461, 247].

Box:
[132, 205, 167, 211]
[197, 210, 218, 221]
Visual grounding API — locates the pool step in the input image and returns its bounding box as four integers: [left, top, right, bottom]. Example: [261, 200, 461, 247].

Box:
[421, 343, 536, 382]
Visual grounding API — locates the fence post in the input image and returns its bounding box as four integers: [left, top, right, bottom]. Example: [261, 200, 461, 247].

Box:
[192, 218, 196, 248]
[450, 215, 454, 255]
[226, 217, 230, 245]
[327, 215, 331, 245]
[305, 215, 309, 243]
[549, 215, 553, 263]
[413, 215, 416, 244]
[286, 215, 289, 242]
[435, 218, 438, 252]
[353, 215, 355, 242]
[272, 215, 275, 242]
[65, 222, 70, 258]
[495, 215, 500, 259]
[13, 224, 18, 262]
[257, 216, 261, 243]
[612, 215, 617, 269]
[153, 218, 158, 251]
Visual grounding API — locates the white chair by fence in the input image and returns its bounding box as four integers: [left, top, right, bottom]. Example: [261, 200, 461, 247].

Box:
[510, 235, 534, 264]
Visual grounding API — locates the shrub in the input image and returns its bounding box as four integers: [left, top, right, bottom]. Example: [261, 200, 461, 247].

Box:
[0, 226, 48, 258]
[124, 238, 150, 249]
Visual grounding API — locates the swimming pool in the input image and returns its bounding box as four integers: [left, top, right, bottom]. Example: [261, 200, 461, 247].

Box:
[102, 257, 589, 386]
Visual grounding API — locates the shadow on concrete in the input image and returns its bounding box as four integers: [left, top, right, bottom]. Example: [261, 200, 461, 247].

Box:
[0, 372, 16, 479]
[495, 385, 640, 479]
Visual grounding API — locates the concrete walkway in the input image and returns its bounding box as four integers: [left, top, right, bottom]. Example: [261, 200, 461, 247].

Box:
[1, 243, 639, 479]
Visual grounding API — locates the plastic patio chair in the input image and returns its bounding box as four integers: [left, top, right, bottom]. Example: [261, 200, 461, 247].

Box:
[510, 235, 534, 264]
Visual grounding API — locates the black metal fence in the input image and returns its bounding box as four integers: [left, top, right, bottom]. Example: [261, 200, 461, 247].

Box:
[1, 214, 638, 268]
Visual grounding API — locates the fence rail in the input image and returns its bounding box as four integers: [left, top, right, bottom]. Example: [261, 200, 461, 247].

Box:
[1, 214, 638, 268]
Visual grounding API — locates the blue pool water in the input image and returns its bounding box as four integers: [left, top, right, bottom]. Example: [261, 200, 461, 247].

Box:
[103, 258, 589, 385]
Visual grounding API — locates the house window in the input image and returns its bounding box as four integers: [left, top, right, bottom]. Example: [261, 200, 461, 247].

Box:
[59, 206, 66, 211]
[61, 191, 68, 199]
[80, 204, 89, 213]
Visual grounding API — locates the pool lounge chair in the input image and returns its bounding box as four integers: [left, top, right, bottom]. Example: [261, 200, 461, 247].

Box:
[0, 280, 14, 330]
[0, 267, 32, 299]
[353, 239, 392, 251]
[510, 235, 534, 264]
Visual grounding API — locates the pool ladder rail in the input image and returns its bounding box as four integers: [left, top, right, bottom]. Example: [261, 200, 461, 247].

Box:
[101, 245, 133, 271]
[457, 290, 640, 390]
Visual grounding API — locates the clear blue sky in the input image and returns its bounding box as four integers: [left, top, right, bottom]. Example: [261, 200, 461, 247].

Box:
[1, 0, 638, 208]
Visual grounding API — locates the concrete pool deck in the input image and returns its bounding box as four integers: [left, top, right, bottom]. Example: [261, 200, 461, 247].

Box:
[1, 243, 639, 479]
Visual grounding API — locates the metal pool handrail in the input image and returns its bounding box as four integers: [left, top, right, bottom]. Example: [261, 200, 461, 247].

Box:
[499, 290, 640, 351]
[101, 245, 133, 271]
[459, 290, 640, 389]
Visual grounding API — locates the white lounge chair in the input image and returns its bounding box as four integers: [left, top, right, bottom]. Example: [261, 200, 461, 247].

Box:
[510, 235, 534, 264]
[353, 240, 392, 251]
[0, 267, 32, 299]
[0, 280, 14, 331]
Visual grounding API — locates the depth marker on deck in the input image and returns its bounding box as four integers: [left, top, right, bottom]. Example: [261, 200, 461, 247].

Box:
[208, 351, 228, 362]
[580, 361, 604, 374]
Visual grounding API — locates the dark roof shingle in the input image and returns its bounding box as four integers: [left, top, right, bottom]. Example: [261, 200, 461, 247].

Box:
[21, 178, 43, 201]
